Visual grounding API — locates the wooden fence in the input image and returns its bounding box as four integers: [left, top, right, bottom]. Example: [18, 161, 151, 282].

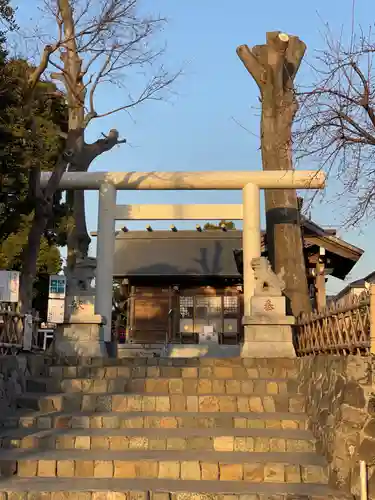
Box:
[0, 309, 40, 354]
[295, 285, 375, 356]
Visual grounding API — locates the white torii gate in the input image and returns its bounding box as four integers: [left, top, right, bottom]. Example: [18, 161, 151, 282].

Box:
[41, 170, 325, 346]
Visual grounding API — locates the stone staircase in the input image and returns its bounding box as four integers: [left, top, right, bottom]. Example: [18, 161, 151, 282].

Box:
[0, 357, 353, 499]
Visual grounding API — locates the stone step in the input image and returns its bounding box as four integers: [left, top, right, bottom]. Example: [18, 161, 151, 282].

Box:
[0, 427, 316, 453]
[45, 361, 299, 380]
[0, 477, 354, 499]
[0, 449, 328, 482]
[1, 411, 309, 431]
[26, 377, 300, 395]
[17, 393, 306, 414]
[44, 357, 299, 368]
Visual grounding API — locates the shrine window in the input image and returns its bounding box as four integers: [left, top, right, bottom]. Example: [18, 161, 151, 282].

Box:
[223, 296, 238, 317]
[180, 296, 194, 319]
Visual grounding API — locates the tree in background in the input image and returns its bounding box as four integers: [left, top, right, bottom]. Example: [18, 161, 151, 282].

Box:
[0, 42, 68, 315]
[203, 220, 236, 230]
[0, 0, 19, 234]
[295, 26, 375, 226]
[0, 56, 69, 239]
[0, 0, 17, 34]
[237, 32, 311, 317]
[12, 0, 179, 312]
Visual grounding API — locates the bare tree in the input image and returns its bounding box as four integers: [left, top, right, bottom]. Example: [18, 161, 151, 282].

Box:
[17, 0, 178, 312]
[295, 26, 375, 225]
[237, 32, 311, 317]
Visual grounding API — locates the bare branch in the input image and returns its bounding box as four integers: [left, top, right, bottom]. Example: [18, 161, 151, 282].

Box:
[83, 128, 127, 165]
[295, 22, 375, 226]
[236, 44, 264, 89]
[27, 43, 58, 94]
[88, 67, 180, 122]
[88, 51, 112, 116]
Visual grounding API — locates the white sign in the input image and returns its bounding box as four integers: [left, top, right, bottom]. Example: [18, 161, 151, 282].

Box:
[199, 325, 218, 345]
[47, 298, 65, 324]
[0, 270, 20, 303]
[48, 275, 66, 300]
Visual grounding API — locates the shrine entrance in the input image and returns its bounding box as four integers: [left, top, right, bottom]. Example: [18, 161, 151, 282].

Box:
[40, 169, 325, 347]
[195, 296, 222, 332]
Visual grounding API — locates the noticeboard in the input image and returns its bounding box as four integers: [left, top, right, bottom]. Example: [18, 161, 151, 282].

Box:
[47, 298, 65, 324]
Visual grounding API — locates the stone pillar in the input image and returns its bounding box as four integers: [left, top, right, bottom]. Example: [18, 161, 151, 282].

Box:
[242, 183, 261, 316]
[242, 257, 296, 358]
[64, 257, 97, 320]
[95, 183, 117, 343]
[370, 283, 375, 355]
[315, 247, 326, 311]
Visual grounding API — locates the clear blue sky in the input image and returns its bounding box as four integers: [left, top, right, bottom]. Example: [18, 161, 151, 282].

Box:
[15, 0, 375, 295]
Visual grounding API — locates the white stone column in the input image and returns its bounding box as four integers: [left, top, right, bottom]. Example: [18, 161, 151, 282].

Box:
[242, 183, 261, 315]
[241, 183, 296, 358]
[95, 183, 117, 342]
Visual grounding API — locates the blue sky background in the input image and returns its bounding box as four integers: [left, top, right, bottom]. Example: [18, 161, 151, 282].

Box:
[15, 0, 375, 295]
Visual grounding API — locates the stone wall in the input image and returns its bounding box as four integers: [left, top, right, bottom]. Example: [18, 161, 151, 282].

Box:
[298, 355, 375, 497]
[0, 355, 49, 420]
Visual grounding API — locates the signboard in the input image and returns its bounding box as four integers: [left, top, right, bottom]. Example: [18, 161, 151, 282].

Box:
[199, 325, 218, 345]
[47, 298, 65, 324]
[47, 274, 66, 324]
[0, 271, 20, 303]
[48, 275, 66, 299]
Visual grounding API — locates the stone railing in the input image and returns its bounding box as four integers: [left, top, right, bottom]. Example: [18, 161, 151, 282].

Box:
[298, 356, 375, 497]
[295, 288, 374, 356]
[0, 308, 40, 354]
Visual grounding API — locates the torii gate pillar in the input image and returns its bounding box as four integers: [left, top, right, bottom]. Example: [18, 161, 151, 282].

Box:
[95, 183, 117, 344]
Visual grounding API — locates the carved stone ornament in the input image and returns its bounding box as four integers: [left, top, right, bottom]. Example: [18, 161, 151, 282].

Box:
[251, 257, 285, 297]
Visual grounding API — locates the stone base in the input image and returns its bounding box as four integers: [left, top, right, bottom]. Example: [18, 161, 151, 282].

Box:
[241, 315, 296, 358]
[52, 315, 107, 358]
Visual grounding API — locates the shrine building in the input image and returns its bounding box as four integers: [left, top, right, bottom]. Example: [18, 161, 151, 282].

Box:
[91, 217, 363, 346]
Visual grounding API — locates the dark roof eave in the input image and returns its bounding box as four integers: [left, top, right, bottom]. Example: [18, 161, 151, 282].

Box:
[114, 273, 242, 280]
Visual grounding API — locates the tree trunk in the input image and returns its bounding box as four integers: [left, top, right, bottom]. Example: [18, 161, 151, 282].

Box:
[19, 150, 73, 313]
[18, 126, 82, 313]
[67, 188, 91, 269]
[18, 0, 127, 312]
[237, 32, 311, 317]
[66, 132, 125, 269]
[261, 95, 311, 316]
[58, 0, 89, 271]
[19, 208, 46, 313]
